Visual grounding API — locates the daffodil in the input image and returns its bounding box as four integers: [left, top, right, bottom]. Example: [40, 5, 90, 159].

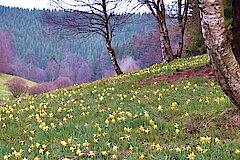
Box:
[186, 145, 191, 151]
[83, 140, 90, 147]
[102, 151, 108, 156]
[235, 149, 240, 154]
[76, 149, 84, 156]
[155, 144, 162, 151]
[214, 137, 221, 144]
[157, 105, 163, 111]
[187, 152, 196, 159]
[112, 146, 118, 152]
[88, 150, 95, 157]
[60, 141, 67, 147]
[199, 136, 211, 143]
[196, 145, 203, 152]
[139, 125, 145, 132]
[39, 148, 44, 154]
[149, 119, 154, 125]
[139, 154, 145, 159]
[153, 124, 158, 129]
[175, 147, 181, 153]
[45, 151, 50, 156]
[129, 145, 133, 151]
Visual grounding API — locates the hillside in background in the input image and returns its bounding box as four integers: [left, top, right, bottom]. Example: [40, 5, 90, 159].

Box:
[0, 6, 178, 83]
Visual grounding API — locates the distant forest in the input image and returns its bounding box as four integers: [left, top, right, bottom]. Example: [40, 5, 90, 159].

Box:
[0, 6, 180, 83]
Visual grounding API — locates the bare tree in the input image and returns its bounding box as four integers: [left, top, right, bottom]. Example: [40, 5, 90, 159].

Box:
[198, 0, 240, 108]
[42, 0, 134, 75]
[137, 0, 189, 61]
[138, 0, 174, 62]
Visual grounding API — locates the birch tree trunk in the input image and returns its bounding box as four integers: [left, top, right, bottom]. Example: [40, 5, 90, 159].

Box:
[157, 16, 174, 62]
[155, 1, 175, 62]
[106, 42, 123, 75]
[199, 0, 240, 108]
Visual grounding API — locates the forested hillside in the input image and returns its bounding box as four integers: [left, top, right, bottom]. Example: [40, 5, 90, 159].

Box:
[0, 6, 178, 83]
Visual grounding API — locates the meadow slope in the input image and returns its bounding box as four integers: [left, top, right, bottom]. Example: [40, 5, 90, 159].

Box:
[0, 54, 239, 160]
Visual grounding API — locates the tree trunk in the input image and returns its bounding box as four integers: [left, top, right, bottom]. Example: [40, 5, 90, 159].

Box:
[102, 0, 123, 75]
[176, 24, 185, 58]
[232, 0, 240, 63]
[199, 0, 240, 108]
[156, 16, 175, 62]
[107, 42, 123, 75]
[176, 0, 189, 58]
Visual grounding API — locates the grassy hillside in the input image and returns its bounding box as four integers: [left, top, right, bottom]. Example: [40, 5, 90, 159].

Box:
[0, 54, 239, 160]
[0, 74, 36, 98]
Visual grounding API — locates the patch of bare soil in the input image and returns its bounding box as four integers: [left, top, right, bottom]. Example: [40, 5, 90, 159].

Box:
[183, 109, 240, 139]
[139, 64, 214, 84]
[221, 108, 240, 129]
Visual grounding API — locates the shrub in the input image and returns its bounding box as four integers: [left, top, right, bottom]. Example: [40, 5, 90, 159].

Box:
[29, 82, 56, 95]
[5, 78, 29, 98]
[53, 77, 74, 89]
[29, 77, 74, 95]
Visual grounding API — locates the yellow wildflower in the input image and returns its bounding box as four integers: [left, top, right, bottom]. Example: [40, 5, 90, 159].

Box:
[175, 147, 181, 153]
[155, 144, 162, 151]
[149, 119, 154, 125]
[83, 140, 90, 147]
[187, 152, 196, 160]
[214, 137, 221, 144]
[199, 136, 211, 143]
[196, 145, 203, 152]
[88, 151, 95, 157]
[139, 154, 145, 159]
[76, 149, 84, 156]
[112, 146, 118, 152]
[186, 145, 191, 151]
[235, 149, 240, 154]
[60, 141, 67, 147]
[102, 151, 108, 156]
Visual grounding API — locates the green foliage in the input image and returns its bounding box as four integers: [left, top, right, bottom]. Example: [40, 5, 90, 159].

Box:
[185, 26, 205, 57]
[0, 55, 239, 159]
[223, 0, 233, 24]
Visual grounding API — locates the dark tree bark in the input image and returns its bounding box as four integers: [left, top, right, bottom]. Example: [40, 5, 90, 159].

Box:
[176, 0, 189, 58]
[102, 0, 123, 74]
[199, 0, 240, 109]
[231, 0, 240, 63]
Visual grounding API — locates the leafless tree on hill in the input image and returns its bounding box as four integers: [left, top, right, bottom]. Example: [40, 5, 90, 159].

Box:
[42, 0, 138, 75]
[135, 0, 189, 62]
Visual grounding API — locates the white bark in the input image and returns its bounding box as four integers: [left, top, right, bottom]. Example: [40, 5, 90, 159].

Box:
[199, 0, 240, 108]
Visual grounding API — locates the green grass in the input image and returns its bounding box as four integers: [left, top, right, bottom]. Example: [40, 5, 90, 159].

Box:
[0, 54, 239, 160]
[0, 74, 37, 98]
